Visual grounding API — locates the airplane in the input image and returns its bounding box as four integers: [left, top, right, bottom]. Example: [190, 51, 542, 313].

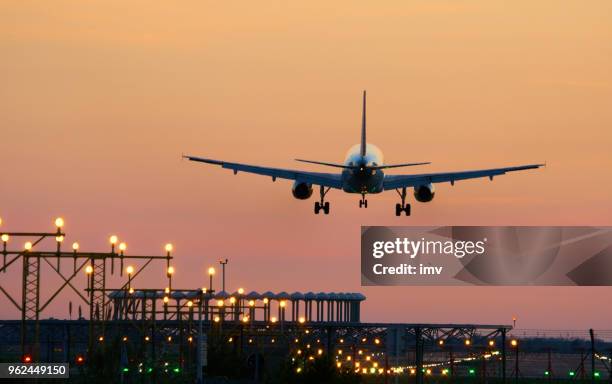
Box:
[184, 91, 544, 216]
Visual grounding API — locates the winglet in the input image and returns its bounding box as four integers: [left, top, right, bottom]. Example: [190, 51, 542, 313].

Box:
[360, 90, 367, 157]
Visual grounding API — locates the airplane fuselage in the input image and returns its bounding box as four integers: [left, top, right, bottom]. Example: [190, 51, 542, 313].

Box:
[341, 143, 385, 194]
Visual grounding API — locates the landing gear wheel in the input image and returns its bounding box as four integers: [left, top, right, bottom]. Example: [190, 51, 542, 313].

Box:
[323, 202, 330, 214]
[359, 194, 368, 208]
[314, 186, 331, 215]
[395, 187, 411, 216]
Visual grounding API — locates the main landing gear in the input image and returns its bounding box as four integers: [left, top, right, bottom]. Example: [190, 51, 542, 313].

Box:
[395, 187, 411, 216]
[359, 193, 368, 208]
[314, 186, 331, 214]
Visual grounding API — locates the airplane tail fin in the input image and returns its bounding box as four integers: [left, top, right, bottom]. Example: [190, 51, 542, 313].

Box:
[360, 90, 367, 157]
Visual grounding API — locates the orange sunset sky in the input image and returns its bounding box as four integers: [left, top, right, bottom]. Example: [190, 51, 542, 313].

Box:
[1, 1, 612, 328]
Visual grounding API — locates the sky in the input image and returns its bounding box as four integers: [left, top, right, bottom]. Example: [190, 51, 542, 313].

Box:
[1, 1, 611, 329]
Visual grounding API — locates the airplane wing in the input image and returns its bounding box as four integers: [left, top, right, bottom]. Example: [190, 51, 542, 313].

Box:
[383, 164, 544, 190]
[184, 155, 343, 189]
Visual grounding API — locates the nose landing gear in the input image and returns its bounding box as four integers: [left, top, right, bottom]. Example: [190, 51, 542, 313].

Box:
[314, 186, 331, 214]
[359, 194, 368, 208]
[395, 187, 411, 216]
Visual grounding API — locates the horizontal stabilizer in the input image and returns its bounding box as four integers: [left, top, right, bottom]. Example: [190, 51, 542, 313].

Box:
[294, 159, 354, 169]
[295, 159, 430, 170]
[370, 162, 431, 170]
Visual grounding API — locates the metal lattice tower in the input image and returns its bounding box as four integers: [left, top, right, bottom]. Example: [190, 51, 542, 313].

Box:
[21, 255, 41, 357]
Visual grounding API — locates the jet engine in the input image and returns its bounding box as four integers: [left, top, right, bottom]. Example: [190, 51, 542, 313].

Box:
[292, 181, 313, 200]
[414, 184, 435, 202]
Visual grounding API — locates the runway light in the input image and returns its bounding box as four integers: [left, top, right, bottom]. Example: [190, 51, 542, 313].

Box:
[1, 234, 8, 242]
[126, 266, 134, 275]
[55, 217, 64, 228]
[109, 235, 118, 245]
[72, 242, 79, 251]
[24, 241, 33, 251]
[85, 265, 93, 274]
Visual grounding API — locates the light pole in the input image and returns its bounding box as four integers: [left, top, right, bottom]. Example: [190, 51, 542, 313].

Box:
[167, 266, 175, 291]
[219, 259, 228, 292]
[196, 289, 204, 384]
[126, 266, 134, 290]
[511, 339, 519, 384]
[208, 267, 215, 292]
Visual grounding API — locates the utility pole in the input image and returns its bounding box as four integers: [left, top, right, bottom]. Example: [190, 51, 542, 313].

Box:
[196, 292, 204, 384]
[219, 259, 228, 292]
[590, 329, 596, 384]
